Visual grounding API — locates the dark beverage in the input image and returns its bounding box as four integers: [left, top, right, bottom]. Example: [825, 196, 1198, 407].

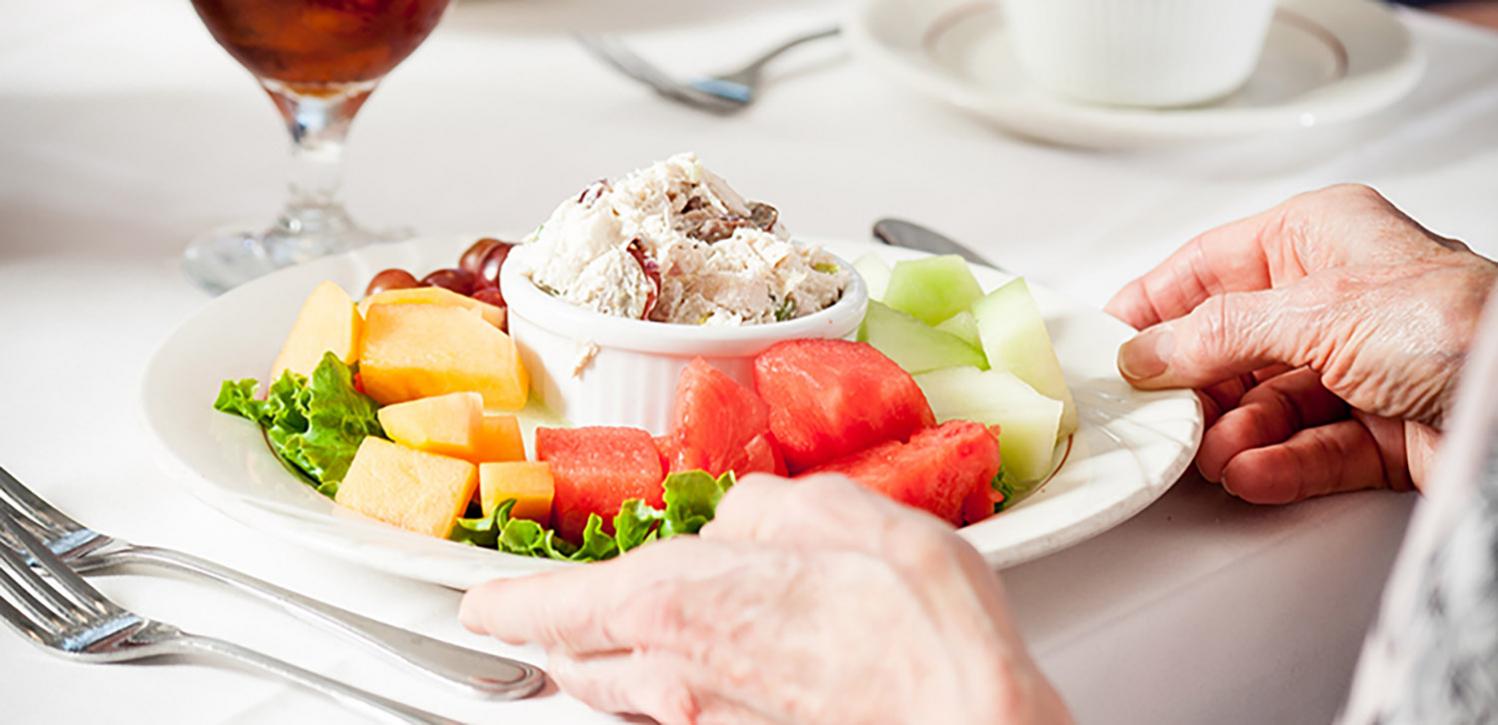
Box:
[191, 0, 449, 90]
[182, 0, 451, 292]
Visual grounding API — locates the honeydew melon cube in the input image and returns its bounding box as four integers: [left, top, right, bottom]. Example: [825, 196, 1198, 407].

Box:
[883, 255, 985, 326]
[914, 366, 1063, 484]
[852, 254, 892, 302]
[858, 301, 986, 374]
[934, 310, 982, 349]
[972, 278, 1078, 435]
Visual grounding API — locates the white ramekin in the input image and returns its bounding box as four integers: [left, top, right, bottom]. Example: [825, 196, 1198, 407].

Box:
[501, 249, 868, 435]
[1001, 0, 1277, 108]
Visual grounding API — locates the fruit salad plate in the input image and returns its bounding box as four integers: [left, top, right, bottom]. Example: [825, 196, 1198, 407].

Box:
[142, 236, 1202, 589]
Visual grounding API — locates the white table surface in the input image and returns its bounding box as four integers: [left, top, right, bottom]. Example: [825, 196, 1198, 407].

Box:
[2, 1, 1495, 722]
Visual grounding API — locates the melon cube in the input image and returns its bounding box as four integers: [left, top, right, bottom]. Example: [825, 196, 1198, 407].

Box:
[479, 461, 555, 526]
[466, 414, 526, 464]
[883, 255, 985, 326]
[858, 301, 986, 374]
[376, 392, 483, 458]
[915, 366, 1063, 484]
[270, 281, 361, 380]
[335, 437, 478, 538]
[359, 303, 529, 410]
[358, 286, 505, 329]
[934, 310, 982, 349]
[972, 278, 1077, 435]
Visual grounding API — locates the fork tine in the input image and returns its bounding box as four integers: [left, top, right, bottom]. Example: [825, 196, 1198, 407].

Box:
[0, 586, 52, 647]
[0, 521, 82, 630]
[0, 465, 80, 535]
[0, 515, 111, 619]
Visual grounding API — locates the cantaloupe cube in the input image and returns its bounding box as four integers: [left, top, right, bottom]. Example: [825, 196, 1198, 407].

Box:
[376, 392, 484, 458]
[480, 461, 554, 526]
[359, 303, 529, 410]
[335, 437, 477, 538]
[465, 414, 525, 464]
[271, 280, 361, 380]
[358, 286, 506, 329]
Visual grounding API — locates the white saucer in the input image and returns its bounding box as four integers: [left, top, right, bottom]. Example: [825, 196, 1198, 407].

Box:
[846, 0, 1424, 148]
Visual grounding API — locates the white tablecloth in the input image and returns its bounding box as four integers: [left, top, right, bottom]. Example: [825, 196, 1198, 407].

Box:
[2, 1, 1495, 722]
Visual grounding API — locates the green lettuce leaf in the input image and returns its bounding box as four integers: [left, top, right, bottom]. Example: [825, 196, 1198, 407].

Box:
[452, 469, 737, 563]
[992, 465, 1025, 513]
[613, 499, 663, 552]
[659, 470, 733, 538]
[213, 352, 383, 496]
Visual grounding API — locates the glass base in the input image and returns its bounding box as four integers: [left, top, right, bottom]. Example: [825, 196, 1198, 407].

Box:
[182, 204, 410, 294]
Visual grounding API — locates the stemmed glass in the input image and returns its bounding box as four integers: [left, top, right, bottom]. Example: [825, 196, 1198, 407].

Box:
[185, 0, 451, 293]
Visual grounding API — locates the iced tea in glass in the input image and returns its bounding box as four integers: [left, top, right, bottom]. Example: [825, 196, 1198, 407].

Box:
[185, 0, 451, 292]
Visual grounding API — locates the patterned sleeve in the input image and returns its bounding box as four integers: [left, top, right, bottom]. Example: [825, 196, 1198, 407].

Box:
[1340, 289, 1498, 725]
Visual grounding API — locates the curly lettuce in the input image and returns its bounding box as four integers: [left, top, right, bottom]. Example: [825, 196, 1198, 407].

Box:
[213, 353, 384, 497]
[452, 470, 735, 562]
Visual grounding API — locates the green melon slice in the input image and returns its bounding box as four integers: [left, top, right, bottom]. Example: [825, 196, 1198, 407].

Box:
[852, 254, 892, 302]
[883, 255, 985, 326]
[915, 366, 1063, 484]
[934, 310, 982, 349]
[858, 301, 986, 374]
[972, 278, 1078, 435]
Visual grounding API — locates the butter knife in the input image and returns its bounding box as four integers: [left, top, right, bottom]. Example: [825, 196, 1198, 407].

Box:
[872, 218, 1003, 271]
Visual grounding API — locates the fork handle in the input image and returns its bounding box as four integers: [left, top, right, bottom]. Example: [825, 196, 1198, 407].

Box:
[91, 545, 543, 697]
[168, 632, 460, 724]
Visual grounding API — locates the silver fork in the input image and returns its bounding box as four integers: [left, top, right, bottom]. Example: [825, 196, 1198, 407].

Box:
[0, 465, 543, 699]
[0, 512, 457, 724]
[576, 26, 840, 113]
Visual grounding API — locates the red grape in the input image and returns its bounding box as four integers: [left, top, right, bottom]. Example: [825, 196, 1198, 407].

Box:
[476, 241, 514, 290]
[421, 267, 477, 295]
[472, 287, 505, 309]
[365, 268, 420, 297]
[460, 238, 502, 276]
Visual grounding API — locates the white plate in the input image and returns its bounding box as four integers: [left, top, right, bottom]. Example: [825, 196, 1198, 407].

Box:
[141, 238, 1203, 589]
[846, 0, 1423, 148]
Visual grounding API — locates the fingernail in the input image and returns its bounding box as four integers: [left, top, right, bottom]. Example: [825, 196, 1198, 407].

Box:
[1119, 325, 1173, 381]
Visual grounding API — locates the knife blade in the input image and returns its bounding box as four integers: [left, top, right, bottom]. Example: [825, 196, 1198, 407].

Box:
[871, 218, 1004, 271]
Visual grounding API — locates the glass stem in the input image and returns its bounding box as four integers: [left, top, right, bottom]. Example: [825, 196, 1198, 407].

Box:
[262, 80, 375, 250]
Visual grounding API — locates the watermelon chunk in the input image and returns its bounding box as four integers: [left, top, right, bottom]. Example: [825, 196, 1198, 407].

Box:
[664, 358, 776, 477]
[804, 420, 1001, 526]
[742, 432, 787, 477]
[536, 427, 664, 542]
[754, 339, 936, 473]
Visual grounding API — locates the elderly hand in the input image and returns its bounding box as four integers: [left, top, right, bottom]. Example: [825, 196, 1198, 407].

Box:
[1107, 184, 1496, 503]
[461, 474, 1069, 725]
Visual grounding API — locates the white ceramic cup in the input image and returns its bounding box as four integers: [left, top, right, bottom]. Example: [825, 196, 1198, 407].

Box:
[1001, 0, 1277, 108]
[501, 247, 868, 434]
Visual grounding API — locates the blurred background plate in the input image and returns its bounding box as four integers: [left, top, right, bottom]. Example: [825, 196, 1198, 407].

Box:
[846, 0, 1424, 148]
[141, 237, 1202, 588]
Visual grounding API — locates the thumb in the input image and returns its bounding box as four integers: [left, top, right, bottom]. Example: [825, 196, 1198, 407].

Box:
[1116, 286, 1324, 389]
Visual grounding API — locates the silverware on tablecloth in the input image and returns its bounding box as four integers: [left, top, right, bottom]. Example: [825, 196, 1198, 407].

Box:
[0, 510, 458, 725]
[0, 465, 544, 699]
[872, 218, 1004, 271]
[576, 26, 840, 113]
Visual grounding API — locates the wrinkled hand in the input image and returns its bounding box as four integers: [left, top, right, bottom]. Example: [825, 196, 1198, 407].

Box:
[1107, 184, 1496, 503]
[461, 474, 1069, 725]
